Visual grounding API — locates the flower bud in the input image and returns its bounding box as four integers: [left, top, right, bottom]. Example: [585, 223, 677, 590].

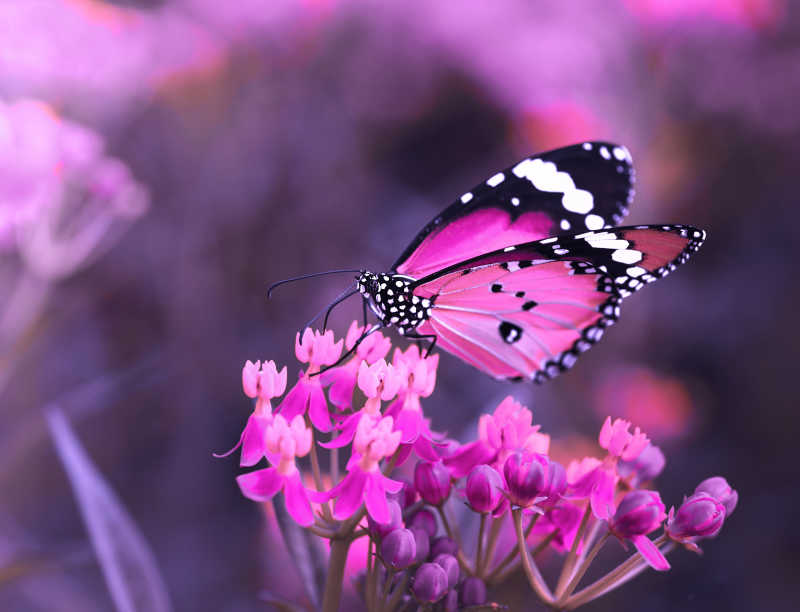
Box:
[503, 451, 550, 507]
[618, 443, 666, 487]
[413, 562, 448, 602]
[389, 478, 418, 509]
[466, 464, 504, 513]
[667, 493, 725, 541]
[460, 576, 488, 606]
[410, 527, 430, 563]
[609, 489, 666, 538]
[408, 508, 438, 537]
[694, 476, 738, 516]
[414, 461, 452, 505]
[368, 500, 403, 538]
[380, 528, 417, 570]
[443, 588, 458, 612]
[433, 553, 459, 589]
[430, 536, 458, 558]
[544, 460, 567, 501]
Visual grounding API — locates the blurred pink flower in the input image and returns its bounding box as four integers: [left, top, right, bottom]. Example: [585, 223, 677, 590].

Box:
[623, 0, 784, 30]
[609, 490, 669, 571]
[598, 417, 649, 461]
[323, 415, 403, 523]
[237, 414, 317, 526]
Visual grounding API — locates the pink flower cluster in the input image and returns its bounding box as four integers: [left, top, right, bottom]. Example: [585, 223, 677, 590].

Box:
[221, 323, 738, 610]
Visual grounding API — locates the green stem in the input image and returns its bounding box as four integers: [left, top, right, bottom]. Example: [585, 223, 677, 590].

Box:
[321, 537, 352, 612]
[512, 509, 553, 604]
[556, 533, 610, 606]
[555, 503, 591, 598]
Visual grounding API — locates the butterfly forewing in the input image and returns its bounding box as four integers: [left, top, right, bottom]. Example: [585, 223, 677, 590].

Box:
[411, 225, 705, 382]
[392, 142, 635, 279]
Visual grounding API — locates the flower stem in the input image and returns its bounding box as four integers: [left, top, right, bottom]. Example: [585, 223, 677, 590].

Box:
[488, 525, 556, 586]
[481, 513, 504, 577]
[436, 505, 473, 575]
[512, 508, 553, 604]
[476, 513, 487, 576]
[555, 503, 591, 598]
[321, 537, 352, 612]
[556, 533, 610, 606]
[385, 572, 409, 611]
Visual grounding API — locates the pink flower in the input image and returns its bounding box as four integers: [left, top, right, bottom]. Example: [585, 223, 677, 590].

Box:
[530, 500, 584, 552]
[503, 451, 550, 509]
[598, 417, 649, 461]
[323, 415, 403, 523]
[216, 360, 288, 466]
[608, 490, 669, 571]
[445, 396, 549, 478]
[322, 321, 391, 410]
[236, 415, 317, 526]
[666, 493, 726, 551]
[278, 328, 344, 432]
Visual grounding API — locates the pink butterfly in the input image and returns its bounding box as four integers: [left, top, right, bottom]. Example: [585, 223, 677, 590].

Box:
[278, 142, 706, 383]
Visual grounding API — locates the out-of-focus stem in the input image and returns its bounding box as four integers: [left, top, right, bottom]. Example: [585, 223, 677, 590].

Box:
[512, 509, 553, 604]
[557, 533, 610, 606]
[476, 513, 487, 576]
[436, 505, 473, 574]
[385, 573, 408, 611]
[482, 514, 504, 578]
[321, 537, 351, 612]
[555, 503, 591, 598]
[488, 524, 556, 585]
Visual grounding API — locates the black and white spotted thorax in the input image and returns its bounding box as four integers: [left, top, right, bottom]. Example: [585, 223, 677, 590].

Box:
[356, 271, 433, 334]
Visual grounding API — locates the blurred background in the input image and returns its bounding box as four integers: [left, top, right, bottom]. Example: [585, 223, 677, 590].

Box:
[1, 0, 798, 610]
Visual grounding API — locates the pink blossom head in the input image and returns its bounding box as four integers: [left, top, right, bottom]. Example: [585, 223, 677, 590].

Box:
[353, 415, 401, 471]
[242, 360, 287, 401]
[264, 414, 312, 474]
[357, 358, 403, 401]
[295, 328, 343, 370]
[414, 461, 452, 506]
[666, 493, 726, 542]
[393, 345, 439, 397]
[350, 322, 392, 363]
[694, 476, 738, 516]
[503, 451, 550, 508]
[598, 417, 649, 461]
[478, 396, 550, 465]
[609, 489, 666, 538]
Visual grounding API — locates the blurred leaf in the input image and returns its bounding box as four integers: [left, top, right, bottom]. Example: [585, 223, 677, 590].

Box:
[47, 407, 172, 612]
[272, 495, 325, 609]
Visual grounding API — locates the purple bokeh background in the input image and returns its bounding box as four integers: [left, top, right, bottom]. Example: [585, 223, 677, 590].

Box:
[1, 1, 798, 610]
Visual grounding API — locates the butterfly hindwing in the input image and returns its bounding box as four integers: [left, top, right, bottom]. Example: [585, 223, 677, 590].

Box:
[411, 225, 705, 382]
[392, 142, 635, 279]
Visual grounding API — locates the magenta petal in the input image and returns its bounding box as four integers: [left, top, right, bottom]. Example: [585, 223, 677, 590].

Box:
[307, 381, 333, 432]
[395, 409, 422, 444]
[213, 428, 244, 459]
[237, 467, 283, 501]
[590, 469, 617, 520]
[320, 413, 361, 449]
[443, 441, 496, 479]
[283, 471, 314, 527]
[414, 436, 442, 462]
[327, 367, 357, 409]
[333, 469, 368, 520]
[240, 414, 270, 467]
[364, 472, 391, 524]
[278, 380, 309, 420]
[393, 443, 414, 467]
[376, 472, 404, 495]
[631, 535, 670, 571]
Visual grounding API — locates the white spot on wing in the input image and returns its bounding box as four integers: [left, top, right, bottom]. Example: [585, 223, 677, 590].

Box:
[541, 237, 558, 244]
[599, 146, 611, 160]
[627, 266, 646, 277]
[613, 146, 628, 161]
[511, 158, 594, 214]
[503, 246, 516, 252]
[585, 214, 605, 230]
[487, 172, 505, 187]
[461, 192, 473, 204]
[560, 219, 571, 230]
[511, 197, 520, 207]
[611, 249, 643, 264]
[582, 142, 593, 150]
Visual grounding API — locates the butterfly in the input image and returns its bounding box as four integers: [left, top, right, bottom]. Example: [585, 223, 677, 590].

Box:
[276, 142, 705, 383]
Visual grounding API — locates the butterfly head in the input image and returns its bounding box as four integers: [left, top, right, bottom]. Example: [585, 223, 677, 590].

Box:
[356, 271, 381, 297]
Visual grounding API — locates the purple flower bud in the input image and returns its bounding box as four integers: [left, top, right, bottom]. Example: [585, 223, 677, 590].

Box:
[413, 562, 449, 602]
[544, 460, 567, 500]
[618, 443, 666, 487]
[389, 478, 418, 509]
[410, 527, 430, 563]
[503, 451, 550, 507]
[430, 536, 458, 558]
[380, 528, 417, 570]
[415, 460, 452, 505]
[667, 493, 725, 541]
[433, 553, 459, 589]
[610, 489, 666, 538]
[368, 499, 403, 538]
[408, 508, 438, 537]
[694, 476, 738, 516]
[460, 576, 487, 606]
[465, 464, 504, 513]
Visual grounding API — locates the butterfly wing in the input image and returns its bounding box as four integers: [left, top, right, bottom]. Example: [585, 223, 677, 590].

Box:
[410, 225, 706, 382]
[393, 142, 635, 279]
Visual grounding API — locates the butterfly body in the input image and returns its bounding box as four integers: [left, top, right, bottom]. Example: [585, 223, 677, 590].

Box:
[356, 271, 434, 334]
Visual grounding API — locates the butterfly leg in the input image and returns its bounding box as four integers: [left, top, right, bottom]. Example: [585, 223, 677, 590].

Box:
[403, 331, 438, 357]
[362, 297, 369, 328]
[313, 323, 383, 377]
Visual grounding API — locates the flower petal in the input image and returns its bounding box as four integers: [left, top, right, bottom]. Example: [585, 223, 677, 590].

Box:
[307, 381, 333, 432]
[240, 414, 271, 467]
[278, 378, 309, 421]
[443, 441, 496, 479]
[364, 472, 391, 524]
[394, 409, 423, 444]
[237, 467, 283, 501]
[283, 471, 315, 527]
[333, 469, 368, 520]
[319, 413, 361, 449]
[631, 534, 670, 571]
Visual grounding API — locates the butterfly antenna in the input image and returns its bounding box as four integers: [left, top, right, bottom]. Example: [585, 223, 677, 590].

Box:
[267, 269, 362, 299]
[303, 286, 359, 331]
